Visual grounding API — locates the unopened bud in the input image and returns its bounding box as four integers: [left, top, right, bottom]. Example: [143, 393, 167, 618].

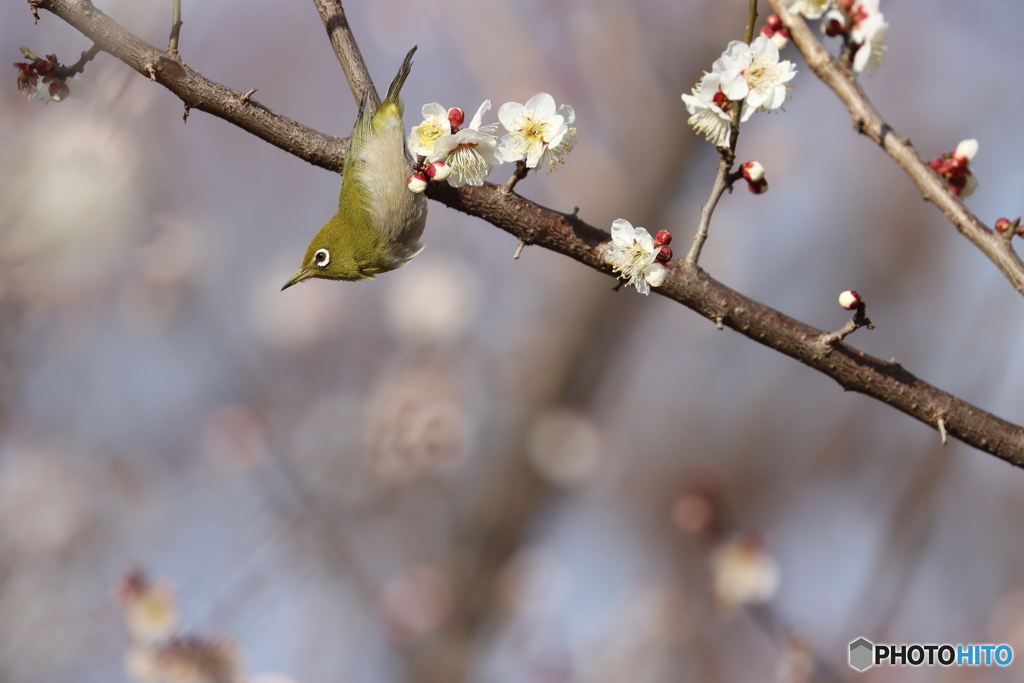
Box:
[644, 263, 668, 288]
[426, 161, 452, 182]
[954, 138, 978, 162]
[742, 160, 765, 183]
[747, 178, 769, 194]
[407, 172, 428, 193]
[770, 30, 790, 50]
[48, 80, 70, 102]
[34, 59, 53, 76]
[653, 229, 673, 247]
[448, 107, 465, 128]
[655, 245, 673, 264]
[822, 10, 846, 37]
[995, 217, 1013, 234]
[838, 290, 862, 310]
[766, 14, 783, 31]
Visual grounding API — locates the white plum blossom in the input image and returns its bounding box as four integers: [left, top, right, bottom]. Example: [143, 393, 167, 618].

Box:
[34, 75, 83, 103]
[409, 102, 451, 157]
[498, 93, 576, 169]
[681, 72, 734, 148]
[711, 536, 780, 613]
[849, 0, 888, 73]
[682, 38, 796, 146]
[605, 219, 666, 295]
[717, 36, 796, 121]
[789, 0, 832, 19]
[428, 100, 503, 187]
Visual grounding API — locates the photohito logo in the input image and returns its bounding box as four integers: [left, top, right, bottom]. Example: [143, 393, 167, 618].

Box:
[849, 637, 1013, 671]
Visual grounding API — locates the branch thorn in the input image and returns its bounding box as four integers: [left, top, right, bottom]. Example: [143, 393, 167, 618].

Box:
[239, 87, 258, 103]
[937, 417, 948, 446]
[513, 241, 526, 260]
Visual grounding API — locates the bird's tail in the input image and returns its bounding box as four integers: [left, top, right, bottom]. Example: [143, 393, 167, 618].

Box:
[382, 46, 417, 107]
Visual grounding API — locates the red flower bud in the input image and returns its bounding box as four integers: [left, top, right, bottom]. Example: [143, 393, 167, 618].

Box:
[767, 14, 783, 30]
[995, 218, 1013, 234]
[34, 59, 53, 76]
[655, 245, 673, 264]
[448, 107, 465, 128]
[653, 229, 673, 247]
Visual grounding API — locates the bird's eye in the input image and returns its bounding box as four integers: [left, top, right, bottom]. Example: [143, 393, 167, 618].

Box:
[314, 248, 330, 267]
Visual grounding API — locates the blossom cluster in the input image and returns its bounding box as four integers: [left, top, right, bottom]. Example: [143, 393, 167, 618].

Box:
[605, 220, 673, 295]
[792, 0, 888, 73]
[928, 139, 979, 198]
[13, 52, 83, 103]
[407, 93, 575, 189]
[681, 36, 796, 148]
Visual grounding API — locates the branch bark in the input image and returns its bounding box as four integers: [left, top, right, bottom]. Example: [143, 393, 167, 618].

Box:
[309, 0, 379, 110]
[767, 0, 1024, 297]
[31, 0, 1024, 466]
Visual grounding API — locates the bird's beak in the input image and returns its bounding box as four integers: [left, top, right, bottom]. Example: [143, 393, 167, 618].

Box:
[281, 268, 313, 291]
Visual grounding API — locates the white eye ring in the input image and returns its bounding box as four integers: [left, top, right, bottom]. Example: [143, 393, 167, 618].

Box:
[314, 248, 330, 267]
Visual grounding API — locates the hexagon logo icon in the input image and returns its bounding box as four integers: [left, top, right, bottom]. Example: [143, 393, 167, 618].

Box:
[849, 637, 874, 671]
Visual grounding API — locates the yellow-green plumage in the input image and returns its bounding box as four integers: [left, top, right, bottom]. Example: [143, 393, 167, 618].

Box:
[282, 47, 427, 289]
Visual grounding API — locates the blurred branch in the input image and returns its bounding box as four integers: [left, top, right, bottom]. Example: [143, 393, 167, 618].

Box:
[32, 0, 1024, 465]
[34, 0, 348, 172]
[309, 0, 379, 110]
[768, 0, 1024, 298]
[167, 0, 181, 54]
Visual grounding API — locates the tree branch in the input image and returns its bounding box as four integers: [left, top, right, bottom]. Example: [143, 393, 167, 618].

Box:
[34, 0, 349, 173]
[309, 0, 379, 110]
[767, 0, 1024, 298]
[31, 0, 1024, 465]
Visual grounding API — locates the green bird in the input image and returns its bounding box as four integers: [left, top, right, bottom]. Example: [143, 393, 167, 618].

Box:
[282, 47, 427, 290]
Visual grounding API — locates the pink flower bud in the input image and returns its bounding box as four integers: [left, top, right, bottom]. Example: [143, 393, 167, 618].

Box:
[747, 178, 768, 195]
[953, 138, 978, 163]
[995, 218, 1013, 234]
[653, 229, 673, 247]
[426, 161, 452, 182]
[447, 107, 465, 128]
[770, 30, 790, 50]
[838, 290, 862, 310]
[928, 157, 944, 172]
[655, 245, 673, 264]
[407, 172, 428, 194]
[766, 14, 783, 31]
[742, 160, 765, 183]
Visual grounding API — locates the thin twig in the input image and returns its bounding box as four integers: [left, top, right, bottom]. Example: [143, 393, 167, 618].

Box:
[685, 155, 734, 264]
[819, 303, 874, 346]
[937, 418, 948, 446]
[506, 160, 529, 191]
[768, 0, 1024, 298]
[513, 241, 525, 259]
[28, 0, 39, 23]
[55, 43, 99, 77]
[167, 0, 182, 54]
[684, 0, 758, 265]
[309, 0, 378, 109]
[239, 87, 257, 103]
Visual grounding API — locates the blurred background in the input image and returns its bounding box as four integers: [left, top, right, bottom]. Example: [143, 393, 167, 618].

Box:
[3, 1, 1024, 681]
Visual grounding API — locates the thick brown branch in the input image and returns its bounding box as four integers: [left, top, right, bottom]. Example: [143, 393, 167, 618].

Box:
[768, 0, 1024, 297]
[430, 182, 1024, 466]
[33, 0, 1024, 465]
[35, 0, 348, 173]
[309, 0, 378, 110]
